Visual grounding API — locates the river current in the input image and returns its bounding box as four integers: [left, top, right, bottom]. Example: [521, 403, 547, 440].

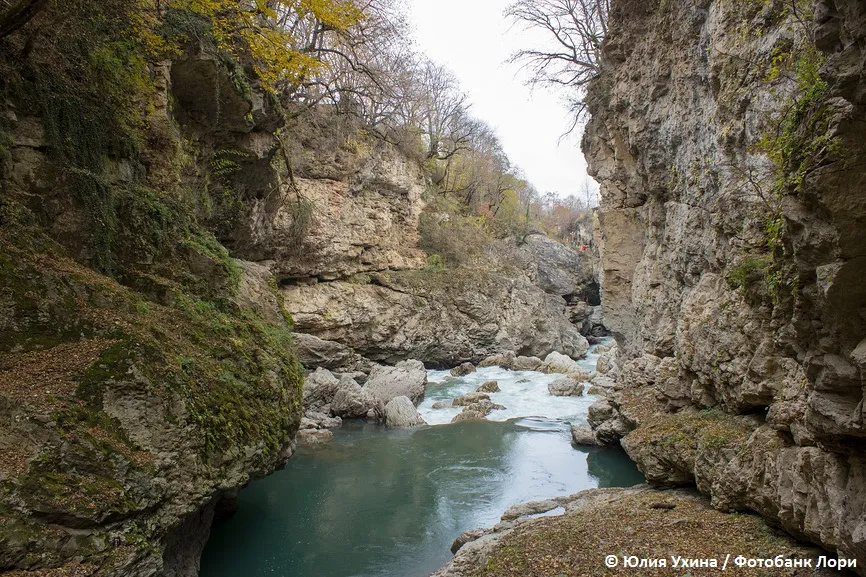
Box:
[200, 343, 644, 577]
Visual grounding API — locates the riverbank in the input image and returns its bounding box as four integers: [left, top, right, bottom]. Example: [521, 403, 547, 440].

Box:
[433, 487, 845, 577]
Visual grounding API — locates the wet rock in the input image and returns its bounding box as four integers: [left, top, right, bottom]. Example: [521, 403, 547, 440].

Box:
[587, 398, 616, 429]
[302, 411, 342, 429]
[587, 397, 634, 446]
[548, 378, 585, 397]
[479, 350, 517, 369]
[451, 362, 476, 377]
[511, 356, 543, 371]
[432, 401, 453, 409]
[451, 529, 488, 554]
[451, 399, 502, 422]
[571, 425, 601, 446]
[296, 429, 334, 446]
[451, 409, 488, 423]
[330, 377, 382, 419]
[538, 352, 587, 376]
[365, 360, 427, 404]
[476, 381, 500, 393]
[383, 396, 426, 428]
[453, 392, 490, 406]
[302, 367, 340, 410]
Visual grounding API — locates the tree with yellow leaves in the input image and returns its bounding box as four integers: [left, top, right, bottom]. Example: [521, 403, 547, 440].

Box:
[164, 0, 365, 93]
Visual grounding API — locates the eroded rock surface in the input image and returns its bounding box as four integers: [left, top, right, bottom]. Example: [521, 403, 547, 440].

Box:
[283, 271, 589, 367]
[364, 360, 427, 405]
[583, 0, 866, 570]
[383, 396, 426, 428]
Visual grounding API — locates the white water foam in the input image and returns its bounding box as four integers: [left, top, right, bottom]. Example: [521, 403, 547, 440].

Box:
[418, 340, 613, 426]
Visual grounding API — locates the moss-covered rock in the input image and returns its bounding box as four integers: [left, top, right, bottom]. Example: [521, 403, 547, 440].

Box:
[0, 1, 305, 573]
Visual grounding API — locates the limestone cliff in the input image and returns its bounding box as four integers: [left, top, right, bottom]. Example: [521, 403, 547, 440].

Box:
[584, 0, 866, 569]
[265, 126, 594, 369]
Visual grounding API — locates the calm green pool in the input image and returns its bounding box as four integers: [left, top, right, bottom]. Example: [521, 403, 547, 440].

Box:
[200, 417, 643, 577]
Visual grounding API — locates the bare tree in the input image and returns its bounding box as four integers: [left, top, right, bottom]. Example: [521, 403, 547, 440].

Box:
[417, 60, 476, 160]
[506, 0, 609, 130]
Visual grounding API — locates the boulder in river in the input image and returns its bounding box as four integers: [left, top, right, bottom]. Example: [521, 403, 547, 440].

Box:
[432, 400, 453, 409]
[476, 380, 500, 393]
[511, 356, 543, 371]
[302, 411, 342, 429]
[302, 367, 340, 410]
[548, 378, 585, 397]
[478, 350, 516, 369]
[384, 396, 427, 428]
[451, 408, 489, 423]
[297, 429, 334, 446]
[365, 360, 428, 404]
[451, 399, 503, 423]
[570, 425, 601, 447]
[450, 362, 476, 377]
[330, 377, 382, 419]
[453, 392, 490, 406]
[538, 352, 586, 376]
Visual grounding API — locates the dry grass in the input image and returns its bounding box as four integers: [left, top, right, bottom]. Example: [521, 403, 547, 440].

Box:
[471, 490, 833, 577]
[0, 339, 117, 412]
[0, 446, 33, 479]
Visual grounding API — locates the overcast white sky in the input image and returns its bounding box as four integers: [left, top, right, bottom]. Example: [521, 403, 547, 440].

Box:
[406, 0, 597, 199]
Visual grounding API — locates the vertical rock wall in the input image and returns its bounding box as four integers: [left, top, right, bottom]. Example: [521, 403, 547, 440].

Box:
[585, 0, 866, 569]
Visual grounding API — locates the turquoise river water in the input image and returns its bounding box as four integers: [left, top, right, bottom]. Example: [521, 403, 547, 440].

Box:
[200, 345, 644, 577]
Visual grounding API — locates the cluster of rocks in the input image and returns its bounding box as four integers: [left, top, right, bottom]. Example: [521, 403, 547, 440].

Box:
[298, 359, 430, 444]
[430, 382, 507, 423]
[450, 389, 506, 423]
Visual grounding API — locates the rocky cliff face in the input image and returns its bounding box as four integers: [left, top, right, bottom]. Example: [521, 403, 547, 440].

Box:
[267, 139, 594, 369]
[584, 0, 866, 569]
[0, 27, 306, 576]
[284, 266, 589, 368]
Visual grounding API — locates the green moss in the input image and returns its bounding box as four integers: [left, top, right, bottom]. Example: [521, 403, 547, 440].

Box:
[725, 255, 775, 305]
[74, 341, 138, 408]
[627, 409, 753, 462]
[20, 469, 136, 521]
[743, 6, 835, 308]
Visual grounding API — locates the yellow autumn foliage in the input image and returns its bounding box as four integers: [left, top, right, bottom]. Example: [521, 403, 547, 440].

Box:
[164, 0, 364, 92]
